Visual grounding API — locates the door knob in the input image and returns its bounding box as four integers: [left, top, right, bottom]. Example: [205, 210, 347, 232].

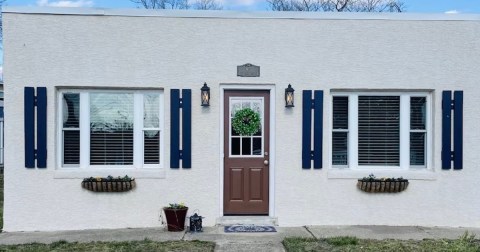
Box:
[264, 160, 269, 165]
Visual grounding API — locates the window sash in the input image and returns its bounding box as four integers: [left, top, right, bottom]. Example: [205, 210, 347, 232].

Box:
[59, 90, 163, 169]
[62, 93, 80, 167]
[331, 92, 430, 170]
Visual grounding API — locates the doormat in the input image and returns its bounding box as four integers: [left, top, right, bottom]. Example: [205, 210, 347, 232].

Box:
[224, 225, 277, 233]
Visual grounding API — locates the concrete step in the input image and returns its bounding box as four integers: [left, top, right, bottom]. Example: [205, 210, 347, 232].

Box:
[216, 216, 278, 226]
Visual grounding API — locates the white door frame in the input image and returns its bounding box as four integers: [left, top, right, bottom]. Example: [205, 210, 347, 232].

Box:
[219, 84, 276, 217]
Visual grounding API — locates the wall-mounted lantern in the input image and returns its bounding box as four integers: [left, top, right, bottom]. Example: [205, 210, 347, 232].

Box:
[285, 84, 295, 107]
[201, 82, 210, 107]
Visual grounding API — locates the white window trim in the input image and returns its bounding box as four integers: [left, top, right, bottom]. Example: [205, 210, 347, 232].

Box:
[330, 91, 433, 171]
[56, 89, 165, 175]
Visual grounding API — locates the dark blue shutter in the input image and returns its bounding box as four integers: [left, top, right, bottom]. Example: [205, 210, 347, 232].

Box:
[313, 90, 323, 169]
[36, 87, 47, 168]
[453, 91, 463, 169]
[24, 87, 47, 168]
[170, 89, 192, 169]
[442, 90, 463, 170]
[170, 89, 181, 169]
[24, 87, 36, 168]
[182, 89, 192, 168]
[302, 90, 323, 169]
[302, 91, 312, 169]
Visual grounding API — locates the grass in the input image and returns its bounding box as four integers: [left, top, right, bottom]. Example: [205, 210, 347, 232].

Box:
[0, 239, 216, 252]
[283, 232, 480, 252]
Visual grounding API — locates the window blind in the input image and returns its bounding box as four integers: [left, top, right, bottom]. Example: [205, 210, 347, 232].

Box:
[358, 96, 400, 166]
[143, 94, 160, 164]
[332, 96, 348, 166]
[90, 93, 134, 165]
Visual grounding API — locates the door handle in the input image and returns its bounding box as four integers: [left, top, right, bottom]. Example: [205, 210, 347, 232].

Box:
[264, 160, 269, 165]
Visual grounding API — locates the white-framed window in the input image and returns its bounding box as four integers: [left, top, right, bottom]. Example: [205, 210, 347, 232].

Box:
[331, 92, 431, 170]
[58, 89, 164, 169]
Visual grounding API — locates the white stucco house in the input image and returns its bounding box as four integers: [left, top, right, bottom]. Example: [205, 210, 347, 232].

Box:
[3, 7, 479, 232]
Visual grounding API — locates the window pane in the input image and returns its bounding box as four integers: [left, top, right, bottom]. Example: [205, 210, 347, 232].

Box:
[144, 130, 160, 164]
[63, 131, 80, 165]
[231, 138, 240, 155]
[252, 138, 262, 155]
[410, 132, 425, 166]
[144, 94, 159, 128]
[242, 138, 251, 155]
[333, 97, 348, 129]
[332, 132, 348, 165]
[90, 93, 134, 165]
[358, 96, 400, 166]
[410, 97, 426, 130]
[63, 93, 79, 128]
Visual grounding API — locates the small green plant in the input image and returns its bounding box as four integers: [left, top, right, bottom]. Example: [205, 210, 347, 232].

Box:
[166, 202, 187, 209]
[360, 173, 408, 182]
[83, 175, 134, 182]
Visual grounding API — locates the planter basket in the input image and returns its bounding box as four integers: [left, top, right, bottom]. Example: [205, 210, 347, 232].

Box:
[357, 180, 409, 193]
[81, 181, 136, 192]
[163, 208, 188, 232]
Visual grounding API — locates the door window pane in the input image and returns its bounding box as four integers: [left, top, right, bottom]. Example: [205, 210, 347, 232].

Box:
[252, 138, 262, 155]
[231, 138, 240, 155]
[242, 138, 251, 155]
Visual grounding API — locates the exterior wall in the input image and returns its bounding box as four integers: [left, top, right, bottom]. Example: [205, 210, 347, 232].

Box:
[3, 8, 480, 231]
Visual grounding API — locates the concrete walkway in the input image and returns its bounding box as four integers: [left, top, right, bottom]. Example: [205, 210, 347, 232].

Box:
[0, 226, 479, 251]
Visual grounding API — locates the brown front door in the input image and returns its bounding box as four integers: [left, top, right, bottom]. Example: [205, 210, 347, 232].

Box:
[224, 90, 269, 215]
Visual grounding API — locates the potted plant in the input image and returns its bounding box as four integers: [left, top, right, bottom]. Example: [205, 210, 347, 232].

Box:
[81, 175, 135, 192]
[357, 174, 409, 193]
[163, 203, 188, 231]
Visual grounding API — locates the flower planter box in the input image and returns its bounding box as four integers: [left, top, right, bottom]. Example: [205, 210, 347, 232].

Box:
[163, 207, 188, 232]
[81, 181, 136, 192]
[357, 180, 409, 193]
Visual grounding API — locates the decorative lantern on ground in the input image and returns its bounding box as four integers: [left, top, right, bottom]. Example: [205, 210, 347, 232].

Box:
[189, 212, 203, 232]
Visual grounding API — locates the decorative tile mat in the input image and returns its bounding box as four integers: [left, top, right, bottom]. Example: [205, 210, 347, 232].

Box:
[224, 225, 277, 233]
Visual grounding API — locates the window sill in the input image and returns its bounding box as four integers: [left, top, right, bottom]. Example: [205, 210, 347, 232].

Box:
[327, 168, 437, 180]
[54, 169, 166, 179]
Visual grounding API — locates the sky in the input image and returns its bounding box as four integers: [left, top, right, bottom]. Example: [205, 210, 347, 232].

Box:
[5, 0, 480, 13]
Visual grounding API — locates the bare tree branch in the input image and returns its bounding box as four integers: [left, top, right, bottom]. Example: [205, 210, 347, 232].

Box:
[131, 0, 222, 10]
[267, 0, 405, 12]
[193, 0, 222, 10]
